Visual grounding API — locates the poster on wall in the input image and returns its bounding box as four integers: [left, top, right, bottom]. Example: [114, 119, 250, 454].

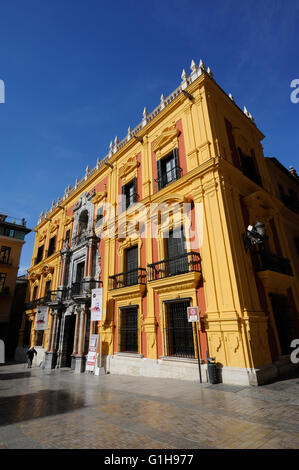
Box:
[35, 306, 49, 330]
[86, 334, 98, 371]
[91, 287, 103, 321]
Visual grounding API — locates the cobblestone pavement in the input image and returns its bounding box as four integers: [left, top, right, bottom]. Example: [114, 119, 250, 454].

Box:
[0, 363, 299, 449]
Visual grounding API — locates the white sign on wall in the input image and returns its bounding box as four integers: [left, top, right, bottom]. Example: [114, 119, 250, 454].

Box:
[187, 306, 200, 322]
[35, 306, 49, 330]
[91, 288, 103, 321]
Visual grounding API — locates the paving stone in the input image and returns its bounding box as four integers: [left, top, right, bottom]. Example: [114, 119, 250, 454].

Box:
[0, 363, 299, 449]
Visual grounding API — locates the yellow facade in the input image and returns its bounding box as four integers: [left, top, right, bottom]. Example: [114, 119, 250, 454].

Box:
[19, 61, 299, 384]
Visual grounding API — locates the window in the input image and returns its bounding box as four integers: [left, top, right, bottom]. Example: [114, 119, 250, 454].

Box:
[76, 262, 85, 283]
[166, 227, 188, 275]
[119, 306, 138, 353]
[156, 149, 180, 190]
[125, 246, 138, 286]
[0, 272, 6, 291]
[0, 246, 11, 264]
[32, 285, 38, 300]
[164, 300, 195, 358]
[237, 147, 262, 186]
[36, 245, 44, 264]
[0, 226, 14, 237]
[96, 206, 104, 228]
[64, 229, 70, 246]
[47, 236, 56, 257]
[122, 178, 137, 211]
[44, 280, 51, 297]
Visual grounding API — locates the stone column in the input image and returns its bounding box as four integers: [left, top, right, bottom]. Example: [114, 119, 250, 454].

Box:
[88, 239, 93, 278]
[78, 307, 86, 355]
[46, 314, 55, 352]
[50, 314, 58, 352]
[84, 246, 89, 278]
[72, 307, 81, 356]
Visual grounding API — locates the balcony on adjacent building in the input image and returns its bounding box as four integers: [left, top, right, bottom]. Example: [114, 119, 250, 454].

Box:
[109, 268, 147, 290]
[254, 249, 293, 276]
[148, 251, 201, 281]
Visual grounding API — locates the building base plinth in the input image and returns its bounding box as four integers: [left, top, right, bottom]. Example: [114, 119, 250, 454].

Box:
[102, 354, 299, 386]
[71, 355, 86, 373]
[44, 352, 57, 369]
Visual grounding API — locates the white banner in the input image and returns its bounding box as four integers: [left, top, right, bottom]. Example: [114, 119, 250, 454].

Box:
[35, 306, 49, 330]
[91, 287, 103, 321]
[86, 334, 98, 371]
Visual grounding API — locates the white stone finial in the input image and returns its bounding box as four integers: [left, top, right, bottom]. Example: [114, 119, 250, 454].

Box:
[142, 107, 149, 127]
[75, 177, 79, 187]
[229, 93, 234, 101]
[207, 67, 213, 78]
[243, 106, 249, 116]
[127, 126, 132, 142]
[160, 93, 166, 109]
[109, 141, 113, 150]
[181, 69, 188, 81]
[199, 59, 206, 72]
[85, 166, 90, 175]
[190, 60, 197, 72]
[51, 200, 55, 208]
[114, 136, 119, 146]
[96, 158, 100, 168]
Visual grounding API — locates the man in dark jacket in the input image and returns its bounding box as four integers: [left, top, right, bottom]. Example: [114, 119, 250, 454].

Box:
[26, 346, 37, 368]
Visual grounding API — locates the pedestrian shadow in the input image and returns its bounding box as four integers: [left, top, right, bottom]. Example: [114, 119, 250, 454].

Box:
[0, 372, 33, 380]
[0, 389, 85, 426]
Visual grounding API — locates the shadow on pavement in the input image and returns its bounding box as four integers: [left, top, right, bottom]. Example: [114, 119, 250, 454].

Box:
[0, 389, 86, 426]
[0, 372, 35, 380]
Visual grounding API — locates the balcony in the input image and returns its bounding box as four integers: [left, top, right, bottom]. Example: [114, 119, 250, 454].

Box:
[25, 294, 51, 310]
[109, 268, 147, 290]
[154, 166, 182, 192]
[148, 252, 201, 281]
[0, 286, 10, 296]
[71, 231, 89, 247]
[254, 250, 293, 276]
[70, 279, 103, 298]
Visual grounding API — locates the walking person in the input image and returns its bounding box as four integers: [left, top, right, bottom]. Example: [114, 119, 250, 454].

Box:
[26, 346, 37, 368]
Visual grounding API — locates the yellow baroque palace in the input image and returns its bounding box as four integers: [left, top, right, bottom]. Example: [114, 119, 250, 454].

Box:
[19, 60, 299, 385]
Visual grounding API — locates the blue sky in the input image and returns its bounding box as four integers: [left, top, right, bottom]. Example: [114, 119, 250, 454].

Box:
[0, 0, 298, 275]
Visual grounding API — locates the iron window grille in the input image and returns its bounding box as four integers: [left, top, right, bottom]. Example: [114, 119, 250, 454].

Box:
[0, 246, 11, 265]
[119, 306, 138, 353]
[163, 300, 195, 358]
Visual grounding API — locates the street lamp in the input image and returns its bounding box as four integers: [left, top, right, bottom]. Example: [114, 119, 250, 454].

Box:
[243, 221, 266, 252]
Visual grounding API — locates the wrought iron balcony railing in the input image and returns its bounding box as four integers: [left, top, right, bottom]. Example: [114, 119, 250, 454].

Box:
[71, 231, 89, 247]
[25, 294, 51, 310]
[154, 166, 182, 191]
[147, 251, 201, 281]
[254, 249, 293, 276]
[70, 279, 103, 297]
[109, 268, 147, 289]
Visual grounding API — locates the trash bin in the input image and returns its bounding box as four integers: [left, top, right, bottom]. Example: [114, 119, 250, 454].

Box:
[207, 357, 218, 384]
